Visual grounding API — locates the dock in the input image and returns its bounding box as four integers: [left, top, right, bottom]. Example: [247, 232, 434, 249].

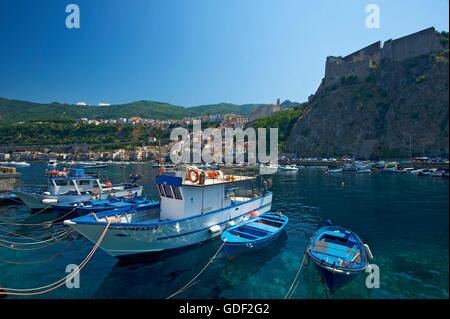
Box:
[0, 166, 21, 192]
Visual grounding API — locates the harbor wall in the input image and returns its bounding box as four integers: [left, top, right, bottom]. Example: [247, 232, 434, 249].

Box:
[0, 167, 21, 192]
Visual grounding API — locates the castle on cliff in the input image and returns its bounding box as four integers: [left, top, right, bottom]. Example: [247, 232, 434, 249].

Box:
[322, 27, 445, 87]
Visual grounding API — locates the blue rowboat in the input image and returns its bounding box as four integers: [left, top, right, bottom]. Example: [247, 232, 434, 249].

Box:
[221, 211, 288, 257]
[307, 220, 372, 293]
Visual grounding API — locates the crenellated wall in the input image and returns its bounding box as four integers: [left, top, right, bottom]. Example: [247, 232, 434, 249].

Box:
[323, 27, 444, 86]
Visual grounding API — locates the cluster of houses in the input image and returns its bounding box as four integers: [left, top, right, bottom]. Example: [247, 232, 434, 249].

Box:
[0, 146, 162, 163]
[76, 113, 249, 129]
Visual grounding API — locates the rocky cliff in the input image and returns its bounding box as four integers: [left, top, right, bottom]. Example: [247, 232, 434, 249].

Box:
[286, 30, 449, 159]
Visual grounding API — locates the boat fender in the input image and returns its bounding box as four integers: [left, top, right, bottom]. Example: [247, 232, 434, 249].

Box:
[363, 244, 373, 260]
[43, 191, 51, 196]
[208, 225, 221, 234]
[186, 169, 200, 183]
[304, 252, 310, 267]
[42, 198, 58, 204]
[242, 216, 249, 222]
[227, 221, 236, 227]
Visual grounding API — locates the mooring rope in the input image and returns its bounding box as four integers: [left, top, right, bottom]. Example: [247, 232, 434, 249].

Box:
[0, 206, 77, 226]
[0, 220, 111, 296]
[283, 249, 308, 299]
[166, 241, 225, 299]
[0, 227, 67, 242]
[0, 230, 74, 251]
[0, 225, 68, 242]
[0, 228, 73, 246]
[0, 240, 73, 265]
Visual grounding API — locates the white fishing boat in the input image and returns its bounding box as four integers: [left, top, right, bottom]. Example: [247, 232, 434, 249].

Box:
[278, 164, 299, 172]
[48, 159, 58, 167]
[64, 166, 273, 257]
[13, 168, 143, 210]
[0, 161, 31, 167]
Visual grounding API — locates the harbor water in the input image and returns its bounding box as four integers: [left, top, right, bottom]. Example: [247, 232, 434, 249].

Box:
[0, 163, 448, 299]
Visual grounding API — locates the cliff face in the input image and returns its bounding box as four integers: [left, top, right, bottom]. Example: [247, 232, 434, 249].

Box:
[286, 49, 449, 159]
[286, 27, 449, 159]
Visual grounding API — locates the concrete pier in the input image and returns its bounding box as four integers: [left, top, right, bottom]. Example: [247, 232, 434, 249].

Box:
[0, 166, 21, 192]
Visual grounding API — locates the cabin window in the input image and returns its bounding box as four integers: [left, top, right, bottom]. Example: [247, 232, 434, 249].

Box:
[163, 184, 173, 198]
[78, 180, 91, 187]
[157, 184, 165, 197]
[54, 179, 68, 186]
[172, 186, 183, 200]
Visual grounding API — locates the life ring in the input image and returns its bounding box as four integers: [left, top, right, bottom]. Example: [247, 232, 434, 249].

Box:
[186, 169, 200, 183]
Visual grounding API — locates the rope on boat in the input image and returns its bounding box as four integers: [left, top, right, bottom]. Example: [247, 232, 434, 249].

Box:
[0, 240, 73, 265]
[0, 206, 77, 226]
[0, 229, 74, 251]
[166, 242, 225, 299]
[284, 249, 308, 299]
[0, 220, 111, 296]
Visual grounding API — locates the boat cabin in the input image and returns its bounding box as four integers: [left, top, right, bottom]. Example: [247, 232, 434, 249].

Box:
[156, 170, 258, 221]
[47, 168, 102, 195]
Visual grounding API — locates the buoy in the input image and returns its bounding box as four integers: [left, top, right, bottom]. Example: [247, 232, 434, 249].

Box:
[250, 211, 260, 217]
[363, 244, 374, 260]
[208, 225, 221, 233]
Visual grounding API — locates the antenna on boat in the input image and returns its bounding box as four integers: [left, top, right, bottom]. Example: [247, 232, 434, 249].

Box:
[157, 138, 164, 176]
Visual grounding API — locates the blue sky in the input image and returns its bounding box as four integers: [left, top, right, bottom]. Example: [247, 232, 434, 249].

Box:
[0, 0, 448, 106]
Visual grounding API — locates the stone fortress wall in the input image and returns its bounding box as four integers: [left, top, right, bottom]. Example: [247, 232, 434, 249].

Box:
[323, 27, 445, 86]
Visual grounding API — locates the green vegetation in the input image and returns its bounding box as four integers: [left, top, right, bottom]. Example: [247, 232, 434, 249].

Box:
[0, 122, 170, 148]
[253, 104, 306, 151]
[0, 97, 265, 124]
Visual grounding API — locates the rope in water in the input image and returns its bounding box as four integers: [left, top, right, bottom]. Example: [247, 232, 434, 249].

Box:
[0, 206, 77, 226]
[0, 220, 111, 296]
[284, 249, 308, 299]
[0, 230, 74, 251]
[166, 241, 225, 299]
[0, 204, 54, 222]
[0, 225, 69, 242]
[0, 240, 73, 265]
[0, 228, 73, 246]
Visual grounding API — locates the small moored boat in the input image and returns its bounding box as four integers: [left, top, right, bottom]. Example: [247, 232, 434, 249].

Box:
[221, 211, 288, 257]
[307, 220, 372, 293]
[278, 165, 299, 172]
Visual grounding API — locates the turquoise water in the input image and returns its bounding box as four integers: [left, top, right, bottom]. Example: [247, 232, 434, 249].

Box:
[0, 163, 448, 299]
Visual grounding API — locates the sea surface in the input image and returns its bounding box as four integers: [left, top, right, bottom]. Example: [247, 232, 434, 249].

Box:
[0, 163, 448, 299]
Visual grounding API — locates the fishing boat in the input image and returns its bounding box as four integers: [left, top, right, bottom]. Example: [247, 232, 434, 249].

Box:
[278, 164, 299, 172]
[326, 168, 343, 174]
[81, 163, 108, 169]
[48, 159, 58, 167]
[432, 169, 446, 177]
[52, 197, 157, 215]
[0, 161, 31, 168]
[64, 166, 273, 257]
[221, 211, 288, 257]
[0, 193, 20, 204]
[307, 220, 373, 293]
[356, 169, 371, 174]
[13, 168, 143, 210]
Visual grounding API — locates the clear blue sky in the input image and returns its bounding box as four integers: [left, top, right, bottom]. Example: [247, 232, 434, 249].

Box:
[0, 0, 448, 106]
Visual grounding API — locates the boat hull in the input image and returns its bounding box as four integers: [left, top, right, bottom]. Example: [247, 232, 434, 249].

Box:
[14, 187, 143, 210]
[223, 229, 283, 257]
[67, 193, 272, 257]
[313, 263, 364, 293]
